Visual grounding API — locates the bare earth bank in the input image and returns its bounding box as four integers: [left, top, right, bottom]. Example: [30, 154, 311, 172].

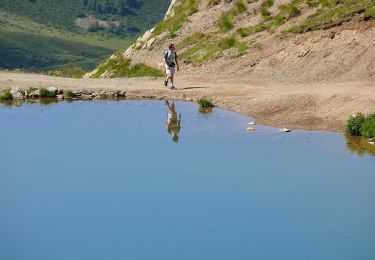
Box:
[1, 71, 374, 132]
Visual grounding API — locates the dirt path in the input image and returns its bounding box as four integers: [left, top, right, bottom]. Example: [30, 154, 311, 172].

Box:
[1, 71, 374, 132]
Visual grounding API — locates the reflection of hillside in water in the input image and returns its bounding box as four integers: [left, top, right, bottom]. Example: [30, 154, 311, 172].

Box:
[346, 135, 375, 157]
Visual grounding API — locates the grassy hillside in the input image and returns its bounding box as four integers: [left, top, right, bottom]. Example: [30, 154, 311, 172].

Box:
[0, 31, 112, 71]
[0, 0, 171, 72]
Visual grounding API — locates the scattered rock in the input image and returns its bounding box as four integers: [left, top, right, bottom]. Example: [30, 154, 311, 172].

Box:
[56, 94, 64, 100]
[248, 122, 256, 125]
[247, 127, 255, 132]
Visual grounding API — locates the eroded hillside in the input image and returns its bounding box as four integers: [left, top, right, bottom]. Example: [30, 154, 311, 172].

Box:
[89, 0, 375, 83]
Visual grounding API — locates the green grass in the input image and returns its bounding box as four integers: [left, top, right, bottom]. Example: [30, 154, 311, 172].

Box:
[364, 5, 375, 20]
[284, 0, 373, 34]
[198, 99, 215, 108]
[217, 0, 248, 33]
[0, 31, 112, 71]
[179, 34, 248, 64]
[261, 0, 275, 8]
[0, 0, 171, 71]
[261, 7, 272, 17]
[218, 14, 235, 32]
[91, 53, 164, 78]
[153, 0, 199, 38]
[0, 89, 13, 101]
[39, 88, 57, 98]
[346, 112, 375, 138]
[361, 114, 375, 138]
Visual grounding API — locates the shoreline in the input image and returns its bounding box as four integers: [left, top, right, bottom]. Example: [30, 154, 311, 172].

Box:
[1, 71, 375, 132]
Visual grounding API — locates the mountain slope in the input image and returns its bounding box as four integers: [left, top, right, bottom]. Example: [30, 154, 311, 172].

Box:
[0, 0, 171, 71]
[90, 0, 375, 83]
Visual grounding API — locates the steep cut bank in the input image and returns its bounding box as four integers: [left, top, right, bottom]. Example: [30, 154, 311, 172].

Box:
[88, 0, 375, 83]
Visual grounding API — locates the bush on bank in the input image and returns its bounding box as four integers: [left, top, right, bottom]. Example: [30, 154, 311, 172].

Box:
[346, 113, 375, 138]
[0, 89, 13, 100]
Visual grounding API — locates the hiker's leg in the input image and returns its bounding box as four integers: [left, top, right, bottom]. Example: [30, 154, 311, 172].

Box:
[170, 73, 174, 86]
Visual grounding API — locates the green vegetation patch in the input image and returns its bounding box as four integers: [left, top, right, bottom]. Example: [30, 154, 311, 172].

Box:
[198, 99, 215, 108]
[153, 0, 199, 38]
[0, 89, 13, 101]
[218, 14, 235, 32]
[179, 34, 248, 64]
[284, 0, 372, 34]
[64, 90, 76, 98]
[217, 0, 248, 32]
[91, 53, 164, 78]
[237, 0, 302, 37]
[39, 88, 57, 98]
[0, 31, 112, 71]
[346, 112, 375, 138]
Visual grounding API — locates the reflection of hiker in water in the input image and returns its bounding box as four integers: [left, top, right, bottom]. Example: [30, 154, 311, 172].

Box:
[165, 100, 181, 143]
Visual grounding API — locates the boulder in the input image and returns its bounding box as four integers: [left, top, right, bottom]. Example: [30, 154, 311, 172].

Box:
[10, 87, 24, 99]
[28, 89, 40, 98]
[47, 87, 58, 95]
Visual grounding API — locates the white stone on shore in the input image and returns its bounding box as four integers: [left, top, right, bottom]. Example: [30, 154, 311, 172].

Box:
[47, 87, 58, 95]
[10, 87, 24, 99]
[280, 128, 291, 132]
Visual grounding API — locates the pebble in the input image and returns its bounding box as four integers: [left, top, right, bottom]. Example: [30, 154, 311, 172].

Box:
[280, 128, 291, 132]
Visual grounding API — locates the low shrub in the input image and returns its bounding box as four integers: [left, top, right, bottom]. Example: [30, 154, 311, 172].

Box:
[0, 89, 13, 100]
[364, 6, 375, 20]
[198, 99, 214, 108]
[346, 112, 375, 138]
[39, 88, 56, 98]
[218, 14, 234, 32]
[260, 7, 272, 17]
[64, 90, 75, 98]
[361, 114, 375, 138]
[346, 113, 366, 136]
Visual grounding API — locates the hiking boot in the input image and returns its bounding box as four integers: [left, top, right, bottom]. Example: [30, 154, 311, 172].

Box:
[170, 85, 176, 90]
[164, 80, 168, 87]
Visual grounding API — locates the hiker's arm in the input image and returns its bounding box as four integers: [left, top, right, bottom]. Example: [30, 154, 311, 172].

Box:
[163, 52, 168, 66]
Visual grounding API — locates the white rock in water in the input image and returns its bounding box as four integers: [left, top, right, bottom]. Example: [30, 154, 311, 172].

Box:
[280, 128, 291, 132]
[10, 87, 24, 99]
[248, 122, 256, 125]
[247, 127, 255, 132]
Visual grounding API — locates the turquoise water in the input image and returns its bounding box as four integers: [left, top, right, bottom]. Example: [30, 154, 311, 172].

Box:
[0, 100, 374, 260]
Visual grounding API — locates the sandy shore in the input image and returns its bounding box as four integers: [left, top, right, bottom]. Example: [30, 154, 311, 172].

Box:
[1, 71, 374, 131]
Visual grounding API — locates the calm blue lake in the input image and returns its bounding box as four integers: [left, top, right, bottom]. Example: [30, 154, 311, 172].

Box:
[0, 100, 374, 260]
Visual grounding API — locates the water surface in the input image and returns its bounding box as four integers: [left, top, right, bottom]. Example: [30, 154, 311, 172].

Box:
[0, 100, 374, 260]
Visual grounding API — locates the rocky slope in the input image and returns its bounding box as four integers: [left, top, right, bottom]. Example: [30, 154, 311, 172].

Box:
[88, 0, 375, 84]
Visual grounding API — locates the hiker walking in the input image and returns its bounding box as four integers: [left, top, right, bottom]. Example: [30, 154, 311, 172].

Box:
[163, 43, 180, 90]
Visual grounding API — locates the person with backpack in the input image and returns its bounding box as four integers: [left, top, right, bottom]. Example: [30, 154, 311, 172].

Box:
[163, 43, 180, 90]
